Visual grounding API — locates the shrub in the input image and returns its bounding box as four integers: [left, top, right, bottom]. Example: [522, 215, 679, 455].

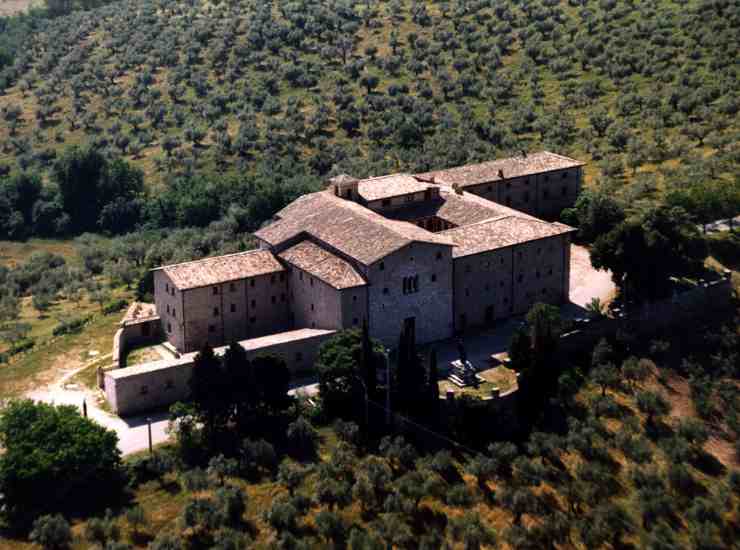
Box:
[214, 486, 246, 526]
[29, 514, 72, 550]
[239, 438, 277, 479]
[286, 417, 319, 461]
[180, 468, 210, 492]
[102, 299, 128, 315]
[52, 315, 90, 336]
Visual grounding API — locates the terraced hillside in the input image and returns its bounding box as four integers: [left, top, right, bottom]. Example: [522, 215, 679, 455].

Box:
[0, 0, 737, 191]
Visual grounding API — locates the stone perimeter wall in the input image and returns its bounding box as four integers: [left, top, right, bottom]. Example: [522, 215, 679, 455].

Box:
[100, 317, 162, 389]
[105, 330, 335, 416]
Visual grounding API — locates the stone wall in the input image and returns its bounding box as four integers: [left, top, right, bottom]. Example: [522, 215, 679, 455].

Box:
[464, 166, 582, 218]
[363, 242, 454, 346]
[452, 233, 570, 332]
[101, 315, 162, 388]
[105, 328, 336, 416]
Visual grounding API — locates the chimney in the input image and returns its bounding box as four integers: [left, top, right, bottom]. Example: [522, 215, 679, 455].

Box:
[498, 169, 505, 179]
[327, 174, 359, 202]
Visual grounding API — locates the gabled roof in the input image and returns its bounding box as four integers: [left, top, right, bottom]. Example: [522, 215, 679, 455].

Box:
[441, 217, 576, 258]
[381, 186, 540, 227]
[417, 151, 585, 188]
[156, 249, 284, 290]
[255, 191, 453, 265]
[279, 240, 367, 290]
[357, 173, 429, 202]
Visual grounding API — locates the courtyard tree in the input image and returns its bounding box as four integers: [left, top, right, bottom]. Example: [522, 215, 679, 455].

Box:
[591, 205, 707, 302]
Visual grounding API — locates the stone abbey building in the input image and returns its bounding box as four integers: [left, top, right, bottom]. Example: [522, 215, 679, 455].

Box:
[154, 151, 584, 352]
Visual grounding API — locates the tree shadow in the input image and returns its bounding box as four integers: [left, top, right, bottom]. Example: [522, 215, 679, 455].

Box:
[690, 449, 726, 477]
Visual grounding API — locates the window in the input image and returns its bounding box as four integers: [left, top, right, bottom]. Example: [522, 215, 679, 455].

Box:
[500, 257, 504, 265]
[524, 178, 530, 185]
[410, 256, 414, 262]
[212, 286, 219, 295]
[500, 281, 504, 287]
[310, 278, 314, 286]
[562, 186, 567, 196]
[208, 324, 215, 333]
[280, 273, 285, 281]
[250, 279, 255, 287]
[537, 247, 542, 255]
[487, 185, 493, 192]
[562, 172, 567, 179]
[542, 288, 547, 294]
[383, 287, 389, 295]
[431, 274, 437, 282]
[506, 182, 511, 189]
[504, 297, 509, 304]
[353, 295, 357, 302]
[271, 295, 276, 304]
[544, 175, 550, 182]
[310, 304, 314, 311]
[167, 322, 172, 333]
[250, 316, 256, 323]
[281, 293, 286, 302]
[536, 271, 541, 279]
[172, 308, 176, 317]
[166, 304, 170, 314]
[465, 264, 472, 273]
[140, 385, 148, 395]
[165, 379, 174, 390]
[436, 251, 442, 260]
[506, 196, 512, 205]
[299, 272, 303, 281]
[382, 198, 391, 207]
[424, 189, 432, 201]
[517, 274, 523, 283]
[311, 322, 316, 328]
[213, 307, 219, 316]
[485, 283, 490, 291]
[230, 303, 236, 313]
[543, 189, 549, 199]
[171, 287, 175, 297]
[251, 299, 256, 308]
[229, 282, 236, 292]
[548, 268, 553, 276]
[270, 274, 276, 284]
[353, 318, 359, 325]
[405, 195, 413, 202]
[295, 352, 303, 362]
[524, 192, 530, 203]
[165, 283, 169, 293]
[465, 288, 470, 297]
[379, 262, 385, 271]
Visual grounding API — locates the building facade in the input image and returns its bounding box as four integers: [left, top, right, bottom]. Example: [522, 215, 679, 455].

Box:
[153, 151, 582, 352]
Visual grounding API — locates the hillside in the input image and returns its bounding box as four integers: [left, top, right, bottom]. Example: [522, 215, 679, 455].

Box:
[0, 0, 737, 192]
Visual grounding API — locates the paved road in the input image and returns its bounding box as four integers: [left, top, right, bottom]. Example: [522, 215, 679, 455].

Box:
[26, 245, 615, 455]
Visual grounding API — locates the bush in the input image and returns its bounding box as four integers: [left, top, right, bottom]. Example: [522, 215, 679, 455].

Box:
[29, 514, 72, 549]
[102, 299, 128, 315]
[239, 438, 277, 480]
[286, 417, 319, 461]
[52, 315, 90, 336]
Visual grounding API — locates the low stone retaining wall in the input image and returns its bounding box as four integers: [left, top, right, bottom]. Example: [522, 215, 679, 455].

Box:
[105, 328, 336, 416]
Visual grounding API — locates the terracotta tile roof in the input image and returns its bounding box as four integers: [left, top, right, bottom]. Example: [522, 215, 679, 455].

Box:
[384, 187, 539, 227]
[279, 240, 367, 290]
[417, 151, 585, 188]
[255, 191, 453, 265]
[441, 216, 576, 258]
[156, 249, 284, 290]
[357, 173, 429, 202]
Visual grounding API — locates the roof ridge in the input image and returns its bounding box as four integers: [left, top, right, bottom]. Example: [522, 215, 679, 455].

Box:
[153, 248, 268, 272]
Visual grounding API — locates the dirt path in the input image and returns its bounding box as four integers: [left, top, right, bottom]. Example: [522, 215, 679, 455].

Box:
[663, 373, 738, 469]
[25, 353, 171, 456]
[0, 0, 36, 16]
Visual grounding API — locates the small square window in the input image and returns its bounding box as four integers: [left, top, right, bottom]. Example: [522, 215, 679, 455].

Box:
[280, 273, 285, 281]
[251, 299, 256, 308]
[214, 307, 220, 316]
[431, 274, 437, 282]
[504, 297, 509, 304]
[140, 385, 148, 395]
[250, 279, 255, 287]
[250, 316, 256, 323]
[500, 281, 504, 287]
[299, 272, 303, 280]
[271, 275, 276, 284]
[230, 303, 236, 313]
[548, 268, 553, 276]
[212, 286, 219, 295]
[405, 195, 413, 202]
[208, 324, 215, 333]
[165, 283, 169, 293]
[229, 282, 236, 292]
[517, 274, 523, 283]
[544, 175, 550, 182]
[562, 172, 567, 179]
[271, 296, 276, 304]
[311, 304, 315, 311]
[465, 288, 470, 297]
[165, 379, 174, 390]
[281, 293, 286, 302]
[353, 318, 359, 325]
[487, 185, 492, 192]
[436, 252, 442, 260]
[171, 287, 175, 297]
[167, 322, 172, 333]
[379, 262, 385, 271]
[382, 199, 391, 207]
[536, 271, 541, 279]
[296, 352, 303, 361]
[353, 295, 357, 302]
[562, 187, 567, 196]
[383, 287, 389, 295]
[166, 304, 170, 314]
[172, 308, 176, 317]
